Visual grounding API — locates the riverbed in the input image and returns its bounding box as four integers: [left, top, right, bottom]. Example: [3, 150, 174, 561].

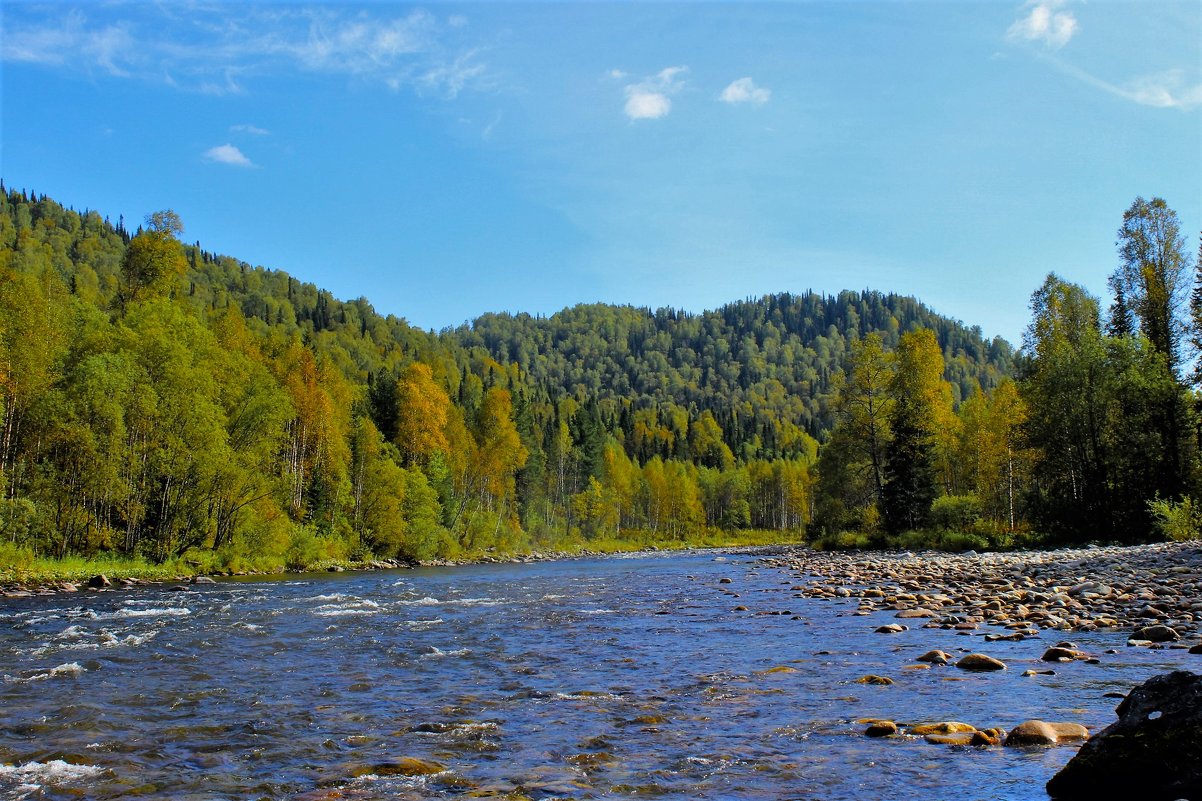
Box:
[0, 550, 1196, 800]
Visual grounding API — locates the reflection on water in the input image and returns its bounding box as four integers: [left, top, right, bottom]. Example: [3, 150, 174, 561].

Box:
[0, 552, 1194, 800]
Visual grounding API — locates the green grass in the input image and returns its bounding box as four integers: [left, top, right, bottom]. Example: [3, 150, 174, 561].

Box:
[0, 552, 193, 586]
[0, 528, 806, 586]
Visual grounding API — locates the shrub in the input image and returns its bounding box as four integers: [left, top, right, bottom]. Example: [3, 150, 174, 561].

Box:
[929, 495, 982, 531]
[0, 541, 34, 572]
[1148, 496, 1201, 542]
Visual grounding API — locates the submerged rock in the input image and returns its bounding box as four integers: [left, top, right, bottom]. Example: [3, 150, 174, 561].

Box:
[1046, 670, 1202, 800]
[855, 674, 894, 685]
[864, 720, 898, 737]
[1004, 720, 1088, 746]
[955, 654, 1007, 671]
[909, 721, 977, 735]
[371, 756, 446, 776]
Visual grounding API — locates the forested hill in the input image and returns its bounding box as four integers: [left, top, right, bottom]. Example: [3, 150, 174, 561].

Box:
[0, 186, 1016, 570]
[449, 294, 1013, 451]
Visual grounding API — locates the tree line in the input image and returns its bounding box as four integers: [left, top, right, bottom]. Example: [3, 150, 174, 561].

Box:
[813, 196, 1200, 548]
[0, 186, 1196, 572]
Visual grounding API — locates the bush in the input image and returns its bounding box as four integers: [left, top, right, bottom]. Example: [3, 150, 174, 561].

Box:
[0, 541, 34, 572]
[929, 495, 982, 531]
[810, 530, 872, 551]
[1149, 496, 1201, 542]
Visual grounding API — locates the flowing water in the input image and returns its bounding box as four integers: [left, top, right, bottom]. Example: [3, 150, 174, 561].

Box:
[0, 550, 1194, 800]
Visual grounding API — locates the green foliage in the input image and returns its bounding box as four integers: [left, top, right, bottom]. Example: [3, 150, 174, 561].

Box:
[0, 541, 34, 572]
[929, 494, 983, 531]
[6, 187, 1194, 571]
[1148, 496, 1201, 542]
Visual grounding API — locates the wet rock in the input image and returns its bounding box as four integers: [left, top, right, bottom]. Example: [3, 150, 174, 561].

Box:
[191, 576, 217, 584]
[1023, 669, 1056, 677]
[916, 649, 951, 665]
[865, 720, 898, 737]
[972, 728, 1005, 746]
[955, 654, 1007, 672]
[1046, 670, 1202, 800]
[1041, 647, 1086, 662]
[718, 578, 733, 584]
[87, 574, 111, 589]
[1132, 624, 1179, 643]
[925, 732, 977, 745]
[1189, 643, 1202, 655]
[875, 624, 908, 634]
[372, 756, 446, 776]
[1004, 720, 1088, 746]
[855, 675, 894, 685]
[909, 721, 977, 735]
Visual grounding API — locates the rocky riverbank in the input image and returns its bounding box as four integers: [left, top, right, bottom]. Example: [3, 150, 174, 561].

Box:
[762, 541, 1202, 644]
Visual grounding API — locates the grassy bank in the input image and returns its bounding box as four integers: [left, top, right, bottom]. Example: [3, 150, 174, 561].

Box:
[0, 528, 804, 589]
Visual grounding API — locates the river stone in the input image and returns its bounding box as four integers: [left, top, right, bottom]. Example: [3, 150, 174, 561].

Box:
[916, 649, 951, 665]
[87, 574, 111, 588]
[875, 624, 908, 634]
[956, 653, 1007, 671]
[1189, 643, 1202, 655]
[865, 720, 898, 737]
[372, 756, 446, 776]
[1004, 720, 1088, 746]
[925, 732, 976, 745]
[1046, 670, 1202, 800]
[191, 576, 217, 584]
[855, 675, 894, 685]
[1132, 624, 1179, 642]
[1041, 647, 1084, 662]
[972, 728, 1006, 746]
[909, 721, 977, 735]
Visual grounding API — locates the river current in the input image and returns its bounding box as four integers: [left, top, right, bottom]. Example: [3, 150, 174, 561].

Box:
[0, 550, 1194, 800]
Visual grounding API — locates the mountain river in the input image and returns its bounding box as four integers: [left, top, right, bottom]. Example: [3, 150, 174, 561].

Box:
[0, 550, 1194, 800]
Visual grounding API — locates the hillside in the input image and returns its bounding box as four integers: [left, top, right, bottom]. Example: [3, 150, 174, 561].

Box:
[0, 187, 1017, 571]
[449, 294, 1012, 460]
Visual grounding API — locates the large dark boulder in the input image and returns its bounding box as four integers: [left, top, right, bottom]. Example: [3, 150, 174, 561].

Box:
[1046, 670, 1202, 800]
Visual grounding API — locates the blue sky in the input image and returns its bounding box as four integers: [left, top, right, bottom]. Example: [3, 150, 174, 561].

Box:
[2, 1, 1199, 343]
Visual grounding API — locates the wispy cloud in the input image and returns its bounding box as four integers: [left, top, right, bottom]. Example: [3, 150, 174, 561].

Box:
[1007, 0, 1078, 49]
[720, 77, 770, 105]
[624, 66, 687, 120]
[1052, 61, 1202, 110]
[203, 144, 254, 167]
[231, 124, 270, 136]
[0, 6, 488, 97]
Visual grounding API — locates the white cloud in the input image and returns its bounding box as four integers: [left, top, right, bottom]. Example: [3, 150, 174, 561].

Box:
[231, 124, 270, 135]
[415, 49, 487, 98]
[720, 77, 770, 105]
[1007, 1, 1078, 49]
[1054, 62, 1202, 110]
[1121, 70, 1202, 109]
[203, 144, 254, 167]
[0, 6, 488, 97]
[608, 68, 628, 80]
[625, 92, 671, 120]
[623, 66, 687, 120]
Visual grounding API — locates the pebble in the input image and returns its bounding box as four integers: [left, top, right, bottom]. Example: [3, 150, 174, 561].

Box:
[762, 541, 1202, 642]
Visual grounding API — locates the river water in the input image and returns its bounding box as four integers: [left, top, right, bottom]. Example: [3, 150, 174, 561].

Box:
[0, 550, 1195, 800]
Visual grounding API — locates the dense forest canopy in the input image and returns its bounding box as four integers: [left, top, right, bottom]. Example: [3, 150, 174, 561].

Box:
[450, 293, 1012, 457]
[0, 185, 1197, 574]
